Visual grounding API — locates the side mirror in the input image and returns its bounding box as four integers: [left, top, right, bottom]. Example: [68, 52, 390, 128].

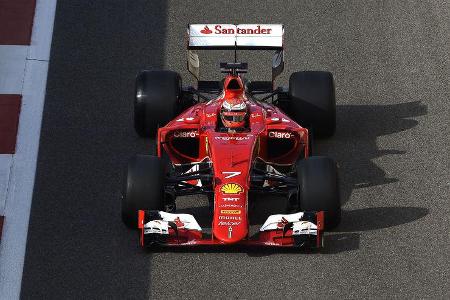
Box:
[272, 50, 284, 81]
[187, 50, 200, 80]
[265, 117, 282, 125]
[184, 116, 200, 124]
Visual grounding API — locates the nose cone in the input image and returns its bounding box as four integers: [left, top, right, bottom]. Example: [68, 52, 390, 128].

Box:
[208, 131, 255, 244]
[213, 214, 248, 244]
[212, 186, 248, 244]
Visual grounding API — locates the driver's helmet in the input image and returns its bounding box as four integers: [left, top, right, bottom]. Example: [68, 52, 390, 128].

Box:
[220, 99, 248, 128]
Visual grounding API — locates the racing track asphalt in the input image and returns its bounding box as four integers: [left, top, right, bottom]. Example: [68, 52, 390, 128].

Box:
[21, 1, 449, 299]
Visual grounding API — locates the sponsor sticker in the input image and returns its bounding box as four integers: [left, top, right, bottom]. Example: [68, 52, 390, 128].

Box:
[200, 25, 213, 34]
[173, 130, 198, 138]
[220, 209, 241, 215]
[215, 136, 251, 141]
[218, 216, 241, 220]
[200, 25, 274, 35]
[220, 204, 243, 208]
[223, 197, 239, 202]
[218, 221, 241, 226]
[268, 131, 292, 139]
[222, 171, 241, 179]
[221, 183, 243, 194]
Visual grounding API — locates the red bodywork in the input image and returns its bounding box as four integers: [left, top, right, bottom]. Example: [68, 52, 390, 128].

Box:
[150, 75, 319, 247]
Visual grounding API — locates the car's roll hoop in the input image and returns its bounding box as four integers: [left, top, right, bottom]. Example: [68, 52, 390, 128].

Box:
[187, 24, 284, 83]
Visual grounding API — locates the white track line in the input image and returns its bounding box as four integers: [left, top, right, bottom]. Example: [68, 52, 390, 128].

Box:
[0, 46, 27, 215]
[0, 1, 57, 299]
[0, 155, 13, 214]
[0, 46, 28, 94]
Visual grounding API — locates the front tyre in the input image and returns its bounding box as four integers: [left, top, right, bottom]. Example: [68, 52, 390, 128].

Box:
[121, 155, 165, 228]
[297, 156, 341, 229]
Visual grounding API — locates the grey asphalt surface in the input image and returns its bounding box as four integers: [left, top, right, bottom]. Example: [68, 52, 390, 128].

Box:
[21, 1, 449, 299]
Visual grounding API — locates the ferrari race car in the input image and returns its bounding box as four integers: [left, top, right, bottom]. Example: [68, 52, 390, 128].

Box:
[121, 24, 340, 249]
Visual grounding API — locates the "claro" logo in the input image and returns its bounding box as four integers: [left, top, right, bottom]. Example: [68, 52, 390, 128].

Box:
[173, 131, 198, 138]
[268, 131, 292, 139]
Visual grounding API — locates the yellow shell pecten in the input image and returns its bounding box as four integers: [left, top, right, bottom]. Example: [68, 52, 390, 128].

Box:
[220, 183, 243, 194]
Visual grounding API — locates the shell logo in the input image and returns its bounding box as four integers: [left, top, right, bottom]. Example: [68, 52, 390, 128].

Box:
[220, 183, 243, 194]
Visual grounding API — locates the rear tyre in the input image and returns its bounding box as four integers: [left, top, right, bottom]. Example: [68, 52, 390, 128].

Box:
[288, 71, 336, 137]
[121, 155, 165, 228]
[134, 70, 182, 138]
[297, 156, 341, 229]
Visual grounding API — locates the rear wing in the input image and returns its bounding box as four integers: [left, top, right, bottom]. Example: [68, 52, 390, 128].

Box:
[188, 24, 283, 50]
[187, 24, 284, 82]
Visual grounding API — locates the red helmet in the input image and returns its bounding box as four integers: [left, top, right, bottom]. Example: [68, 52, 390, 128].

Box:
[220, 99, 248, 128]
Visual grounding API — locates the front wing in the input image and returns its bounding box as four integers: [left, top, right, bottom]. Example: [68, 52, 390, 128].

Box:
[138, 210, 324, 249]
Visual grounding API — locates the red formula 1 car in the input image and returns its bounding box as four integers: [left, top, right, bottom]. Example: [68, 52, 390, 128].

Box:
[121, 24, 340, 249]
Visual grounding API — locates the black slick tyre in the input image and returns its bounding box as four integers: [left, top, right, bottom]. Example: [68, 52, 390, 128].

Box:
[121, 155, 165, 228]
[289, 71, 336, 137]
[297, 156, 341, 229]
[134, 70, 182, 138]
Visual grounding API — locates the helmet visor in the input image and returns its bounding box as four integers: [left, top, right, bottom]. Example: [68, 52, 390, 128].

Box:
[222, 112, 246, 123]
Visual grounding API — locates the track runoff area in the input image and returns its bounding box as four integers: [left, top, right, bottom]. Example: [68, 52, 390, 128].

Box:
[0, 0, 57, 299]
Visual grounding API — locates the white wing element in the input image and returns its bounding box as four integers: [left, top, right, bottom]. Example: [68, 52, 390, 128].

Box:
[260, 212, 318, 236]
[144, 220, 169, 235]
[292, 221, 318, 236]
[188, 24, 284, 49]
[143, 211, 202, 235]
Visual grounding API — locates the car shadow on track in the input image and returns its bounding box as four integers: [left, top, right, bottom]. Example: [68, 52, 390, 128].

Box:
[320, 206, 429, 254]
[317, 101, 428, 205]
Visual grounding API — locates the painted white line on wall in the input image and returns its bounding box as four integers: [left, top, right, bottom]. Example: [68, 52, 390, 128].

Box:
[0, 1, 57, 299]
